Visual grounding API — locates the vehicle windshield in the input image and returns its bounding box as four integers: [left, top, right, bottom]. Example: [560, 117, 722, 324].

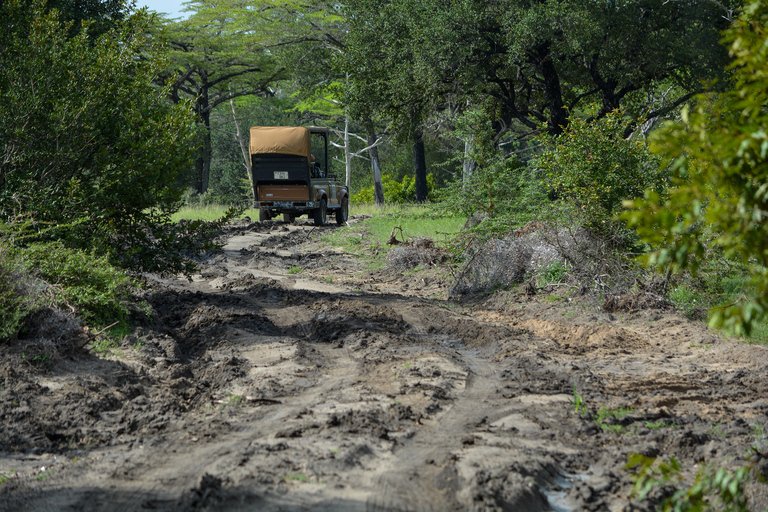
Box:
[310, 132, 328, 174]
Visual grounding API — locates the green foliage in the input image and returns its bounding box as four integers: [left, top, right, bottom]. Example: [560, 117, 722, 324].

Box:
[0, 470, 16, 485]
[0, 247, 33, 343]
[537, 261, 569, 285]
[157, 0, 288, 194]
[594, 406, 635, 434]
[352, 173, 436, 204]
[535, 110, 664, 232]
[0, 1, 201, 273]
[0, 214, 43, 343]
[627, 454, 752, 512]
[571, 384, 586, 416]
[14, 242, 137, 328]
[343, 0, 730, 141]
[623, 0, 768, 336]
[434, 109, 548, 229]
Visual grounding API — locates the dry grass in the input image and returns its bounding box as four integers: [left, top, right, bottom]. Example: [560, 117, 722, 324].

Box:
[450, 218, 642, 299]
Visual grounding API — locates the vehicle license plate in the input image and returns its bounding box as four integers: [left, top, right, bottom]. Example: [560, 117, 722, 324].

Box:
[274, 171, 288, 179]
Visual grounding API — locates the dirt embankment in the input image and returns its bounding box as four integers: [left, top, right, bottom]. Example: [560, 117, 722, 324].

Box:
[1, 216, 767, 511]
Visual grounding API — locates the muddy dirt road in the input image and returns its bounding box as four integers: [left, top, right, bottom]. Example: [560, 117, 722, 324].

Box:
[2, 216, 768, 511]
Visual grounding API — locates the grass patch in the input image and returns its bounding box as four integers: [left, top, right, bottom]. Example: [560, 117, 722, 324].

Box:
[356, 212, 463, 246]
[670, 273, 768, 345]
[283, 473, 309, 482]
[320, 205, 462, 271]
[91, 338, 119, 355]
[595, 406, 635, 434]
[287, 266, 303, 275]
[644, 420, 679, 429]
[172, 204, 258, 223]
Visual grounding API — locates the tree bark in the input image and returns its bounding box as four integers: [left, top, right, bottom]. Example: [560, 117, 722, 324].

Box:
[413, 129, 428, 202]
[343, 113, 352, 191]
[462, 138, 476, 188]
[365, 120, 384, 205]
[229, 90, 253, 199]
[535, 41, 568, 136]
[198, 107, 212, 194]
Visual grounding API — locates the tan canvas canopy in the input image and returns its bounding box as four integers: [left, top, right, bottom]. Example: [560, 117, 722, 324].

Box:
[249, 126, 310, 158]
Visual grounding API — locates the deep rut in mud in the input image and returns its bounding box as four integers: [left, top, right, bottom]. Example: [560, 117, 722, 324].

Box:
[1, 217, 767, 511]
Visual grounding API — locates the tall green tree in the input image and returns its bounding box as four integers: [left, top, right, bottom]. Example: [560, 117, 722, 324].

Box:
[343, 0, 734, 141]
[0, 0, 201, 272]
[624, 0, 768, 335]
[266, 0, 389, 203]
[158, 0, 286, 193]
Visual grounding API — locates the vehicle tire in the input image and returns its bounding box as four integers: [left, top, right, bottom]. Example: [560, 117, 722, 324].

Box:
[259, 209, 271, 222]
[336, 197, 349, 225]
[313, 198, 327, 226]
[283, 213, 295, 223]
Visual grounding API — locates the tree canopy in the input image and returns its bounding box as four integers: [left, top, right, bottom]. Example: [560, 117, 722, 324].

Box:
[343, 0, 734, 138]
[0, 0, 201, 272]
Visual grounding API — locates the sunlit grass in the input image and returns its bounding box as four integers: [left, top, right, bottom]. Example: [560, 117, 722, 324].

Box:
[171, 205, 259, 222]
[348, 203, 463, 245]
[324, 203, 463, 249]
[670, 274, 768, 345]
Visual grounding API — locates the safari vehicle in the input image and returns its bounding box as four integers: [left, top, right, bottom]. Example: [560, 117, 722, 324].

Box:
[250, 126, 349, 226]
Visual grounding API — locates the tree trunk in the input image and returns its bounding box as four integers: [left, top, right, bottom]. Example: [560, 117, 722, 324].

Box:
[229, 90, 253, 199]
[533, 41, 567, 136]
[413, 129, 427, 202]
[195, 91, 212, 194]
[343, 113, 352, 191]
[365, 120, 384, 205]
[462, 138, 476, 188]
[199, 112, 212, 194]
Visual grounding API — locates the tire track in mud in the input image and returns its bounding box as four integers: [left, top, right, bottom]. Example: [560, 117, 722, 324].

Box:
[3, 220, 768, 512]
[364, 350, 497, 512]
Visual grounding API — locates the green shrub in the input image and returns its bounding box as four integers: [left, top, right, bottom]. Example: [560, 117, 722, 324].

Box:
[14, 242, 137, 328]
[352, 173, 437, 204]
[627, 454, 752, 512]
[435, 108, 549, 235]
[0, 246, 33, 342]
[535, 110, 664, 232]
[623, 0, 768, 336]
[0, 2, 201, 274]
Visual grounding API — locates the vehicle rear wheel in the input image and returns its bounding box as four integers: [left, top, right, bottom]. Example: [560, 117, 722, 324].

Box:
[259, 209, 271, 222]
[313, 198, 327, 226]
[336, 197, 349, 225]
[283, 213, 295, 223]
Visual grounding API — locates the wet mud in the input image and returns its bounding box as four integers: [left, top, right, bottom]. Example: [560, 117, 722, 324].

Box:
[1, 216, 767, 511]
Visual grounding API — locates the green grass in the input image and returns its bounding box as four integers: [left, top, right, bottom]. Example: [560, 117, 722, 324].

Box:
[287, 266, 303, 275]
[355, 211, 463, 245]
[0, 470, 15, 484]
[319, 205, 463, 270]
[283, 473, 309, 482]
[171, 205, 259, 223]
[670, 274, 768, 344]
[644, 420, 679, 429]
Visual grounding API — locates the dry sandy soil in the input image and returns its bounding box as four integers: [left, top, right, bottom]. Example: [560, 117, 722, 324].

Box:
[1, 215, 768, 511]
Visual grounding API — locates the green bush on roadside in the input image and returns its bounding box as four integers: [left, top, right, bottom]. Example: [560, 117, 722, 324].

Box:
[0, 247, 34, 342]
[352, 173, 437, 204]
[535, 110, 664, 234]
[13, 241, 139, 329]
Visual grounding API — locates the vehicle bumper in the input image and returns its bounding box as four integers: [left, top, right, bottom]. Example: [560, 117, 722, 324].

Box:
[255, 201, 317, 210]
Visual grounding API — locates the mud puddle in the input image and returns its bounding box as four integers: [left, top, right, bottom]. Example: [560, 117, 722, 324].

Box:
[1, 216, 767, 511]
